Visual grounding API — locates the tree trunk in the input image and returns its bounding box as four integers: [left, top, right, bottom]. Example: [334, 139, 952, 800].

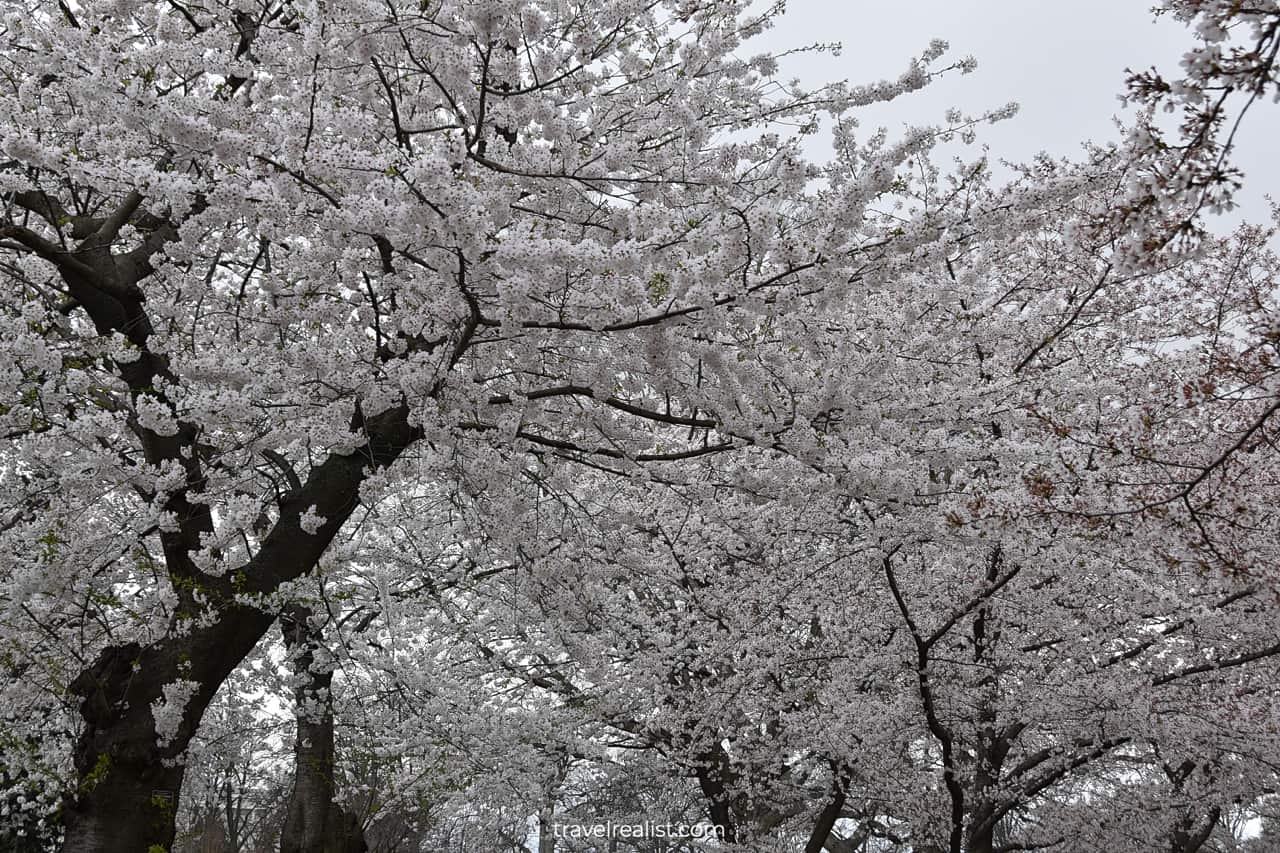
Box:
[279, 606, 367, 853]
[803, 764, 850, 853]
[965, 804, 995, 853]
[1170, 805, 1221, 853]
[694, 748, 739, 846]
[63, 608, 274, 853]
[59, 404, 418, 852]
[536, 808, 556, 853]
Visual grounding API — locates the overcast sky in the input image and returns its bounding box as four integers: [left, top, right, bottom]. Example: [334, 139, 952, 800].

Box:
[753, 2, 1278, 229]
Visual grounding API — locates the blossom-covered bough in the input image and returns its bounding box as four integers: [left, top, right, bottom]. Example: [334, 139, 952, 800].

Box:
[1117, 0, 1280, 261]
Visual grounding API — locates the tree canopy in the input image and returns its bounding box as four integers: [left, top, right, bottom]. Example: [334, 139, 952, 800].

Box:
[2, 2, 1280, 852]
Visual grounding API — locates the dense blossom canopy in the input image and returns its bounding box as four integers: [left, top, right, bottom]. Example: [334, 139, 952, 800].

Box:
[0, 1, 1278, 852]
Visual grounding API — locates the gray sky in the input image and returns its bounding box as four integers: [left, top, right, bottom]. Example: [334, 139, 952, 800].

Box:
[756, 2, 1278, 229]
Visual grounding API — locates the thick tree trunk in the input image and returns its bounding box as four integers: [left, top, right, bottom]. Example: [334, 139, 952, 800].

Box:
[59, 404, 418, 853]
[63, 608, 274, 853]
[965, 804, 995, 853]
[279, 606, 367, 853]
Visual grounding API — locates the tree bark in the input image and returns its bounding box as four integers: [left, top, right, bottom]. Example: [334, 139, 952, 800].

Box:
[60, 403, 418, 853]
[536, 808, 556, 853]
[279, 605, 367, 853]
[802, 772, 848, 853]
[63, 608, 274, 853]
[694, 747, 739, 845]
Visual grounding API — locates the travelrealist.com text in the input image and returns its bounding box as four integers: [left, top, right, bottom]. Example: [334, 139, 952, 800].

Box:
[551, 821, 727, 840]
